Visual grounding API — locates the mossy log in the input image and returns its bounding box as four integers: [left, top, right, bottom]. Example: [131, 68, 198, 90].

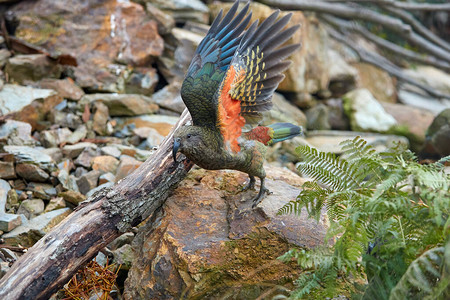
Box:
[0, 110, 193, 300]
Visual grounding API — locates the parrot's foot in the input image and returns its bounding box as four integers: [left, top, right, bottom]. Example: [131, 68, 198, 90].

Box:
[242, 175, 256, 191]
[251, 178, 270, 208]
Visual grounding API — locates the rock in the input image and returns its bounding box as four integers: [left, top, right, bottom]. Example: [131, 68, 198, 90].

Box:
[11, 0, 164, 92]
[27, 182, 57, 201]
[65, 125, 87, 145]
[50, 111, 82, 130]
[0, 213, 22, 232]
[343, 88, 397, 132]
[124, 167, 327, 298]
[327, 49, 358, 97]
[0, 262, 11, 280]
[353, 63, 396, 103]
[4, 146, 55, 171]
[15, 163, 49, 182]
[0, 49, 11, 68]
[266, 93, 307, 127]
[2, 208, 71, 247]
[151, 0, 209, 24]
[76, 170, 100, 195]
[381, 102, 435, 144]
[133, 127, 164, 148]
[81, 94, 158, 117]
[41, 148, 63, 163]
[17, 199, 45, 219]
[74, 148, 97, 168]
[0, 120, 35, 146]
[115, 114, 179, 136]
[108, 232, 135, 251]
[40, 127, 73, 148]
[112, 244, 134, 270]
[100, 146, 121, 158]
[151, 81, 185, 114]
[38, 78, 84, 101]
[5, 54, 62, 84]
[305, 104, 331, 130]
[91, 156, 119, 174]
[6, 189, 19, 211]
[420, 108, 450, 158]
[44, 197, 66, 212]
[403, 66, 450, 95]
[59, 190, 86, 205]
[125, 67, 159, 96]
[62, 142, 97, 159]
[324, 98, 350, 130]
[57, 169, 79, 192]
[92, 102, 109, 136]
[0, 179, 11, 214]
[115, 155, 142, 182]
[398, 88, 450, 115]
[0, 162, 16, 180]
[145, 2, 175, 35]
[305, 130, 409, 154]
[99, 172, 116, 185]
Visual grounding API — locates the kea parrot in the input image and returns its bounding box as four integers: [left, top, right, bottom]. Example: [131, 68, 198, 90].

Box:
[172, 1, 302, 208]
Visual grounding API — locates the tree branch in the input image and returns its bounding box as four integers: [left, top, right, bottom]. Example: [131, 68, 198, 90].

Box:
[0, 109, 194, 300]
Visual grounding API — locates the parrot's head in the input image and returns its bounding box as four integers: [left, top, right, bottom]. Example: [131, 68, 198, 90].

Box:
[172, 126, 208, 163]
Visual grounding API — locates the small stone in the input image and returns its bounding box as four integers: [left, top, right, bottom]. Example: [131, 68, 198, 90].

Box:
[80, 94, 159, 116]
[151, 0, 209, 24]
[76, 170, 101, 195]
[124, 67, 159, 95]
[6, 189, 19, 211]
[0, 120, 35, 146]
[42, 148, 63, 163]
[16, 163, 49, 182]
[39, 78, 85, 101]
[57, 169, 80, 192]
[145, 3, 175, 35]
[51, 111, 82, 130]
[0, 161, 16, 179]
[268, 93, 307, 127]
[115, 156, 142, 182]
[2, 208, 71, 247]
[62, 142, 97, 159]
[92, 156, 119, 174]
[0, 49, 11, 68]
[40, 128, 73, 148]
[59, 190, 86, 205]
[324, 99, 350, 130]
[27, 182, 57, 200]
[0, 261, 11, 279]
[151, 81, 185, 113]
[99, 173, 116, 185]
[74, 148, 98, 168]
[66, 125, 87, 145]
[0, 213, 22, 232]
[17, 199, 45, 219]
[112, 244, 134, 270]
[100, 146, 121, 158]
[108, 232, 135, 251]
[93, 102, 109, 136]
[305, 104, 331, 130]
[44, 197, 66, 212]
[0, 179, 11, 214]
[4, 146, 55, 172]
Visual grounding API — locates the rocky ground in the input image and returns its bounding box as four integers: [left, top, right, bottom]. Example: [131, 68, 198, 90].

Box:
[0, 0, 449, 298]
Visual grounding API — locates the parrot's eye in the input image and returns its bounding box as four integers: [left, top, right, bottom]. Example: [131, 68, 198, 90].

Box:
[187, 134, 191, 139]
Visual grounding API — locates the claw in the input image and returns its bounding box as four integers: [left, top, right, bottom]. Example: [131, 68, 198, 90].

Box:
[251, 178, 269, 208]
[242, 175, 256, 191]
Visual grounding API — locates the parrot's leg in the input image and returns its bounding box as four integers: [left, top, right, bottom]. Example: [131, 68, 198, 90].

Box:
[242, 175, 256, 191]
[251, 177, 270, 208]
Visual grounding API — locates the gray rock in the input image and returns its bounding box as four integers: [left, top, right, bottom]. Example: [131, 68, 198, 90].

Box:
[0, 213, 22, 232]
[2, 208, 71, 247]
[44, 197, 66, 213]
[99, 172, 116, 185]
[266, 92, 307, 127]
[112, 244, 134, 270]
[6, 189, 19, 211]
[16, 163, 49, 182]
[343, 88, 397, 132]
[57, 169, 80, 193]
[40, 128, 73, 148]
[74, 148, 97, 168]
[305, 104, 331, 130]
[92, 102, 109, 136]
[324, 99, 350, 130]
[108, 232, 135, 251]
[66, 125, 87, 145]
[80, 94, 158, 117]
[5, 54, 62, 84]
[145, 2, 175, 35]
[421, 108, 450, 158]
[0, 262, 10, 280]
[50, 111, 82, 130]
[76, 170, 101, 195]
[398, 88, 450, 116]
[151, 0, 209, 23]
[100, 146, 121, 158]
[151, 81, 185, 113]
[124, 67, 159, 96]
[17, 199, 45, 219]
[403, 66, 450, 95]
[0, 179, 11, 214]
[4, 146, 55, 172]
[0, 49, 11, 68]
[42, 148, 63, 163]
[0, 120, 35, 146]
[62, 142, 97, 159]
[0, 84, 56, 115]
[27, 182, 57, 201]
[0, 162, 16, 180]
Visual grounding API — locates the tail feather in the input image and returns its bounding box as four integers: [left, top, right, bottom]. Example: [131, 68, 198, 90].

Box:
[244, 123, 302, 145]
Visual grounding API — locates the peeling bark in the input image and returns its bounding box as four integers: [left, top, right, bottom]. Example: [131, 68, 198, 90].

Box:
[0, 109, 194, 300]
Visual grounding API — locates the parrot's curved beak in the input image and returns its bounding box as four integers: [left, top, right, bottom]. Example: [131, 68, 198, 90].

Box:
[172, 138, 181, 163]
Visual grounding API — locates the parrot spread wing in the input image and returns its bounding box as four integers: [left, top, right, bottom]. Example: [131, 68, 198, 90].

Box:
[215, 10, 300, 153]
[180, 1, 252, 127]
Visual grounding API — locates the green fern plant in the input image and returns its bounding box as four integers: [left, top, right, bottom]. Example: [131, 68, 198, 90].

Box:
[278, 137, 450, 299]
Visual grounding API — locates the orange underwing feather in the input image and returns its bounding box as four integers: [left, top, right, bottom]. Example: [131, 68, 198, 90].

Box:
[244, 126, 274, 145]
[218, 65, 246, 153]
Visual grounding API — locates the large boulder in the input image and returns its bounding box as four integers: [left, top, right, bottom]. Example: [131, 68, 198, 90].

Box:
[9, 0, 164, 92]
[124, 167, 328, 299]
